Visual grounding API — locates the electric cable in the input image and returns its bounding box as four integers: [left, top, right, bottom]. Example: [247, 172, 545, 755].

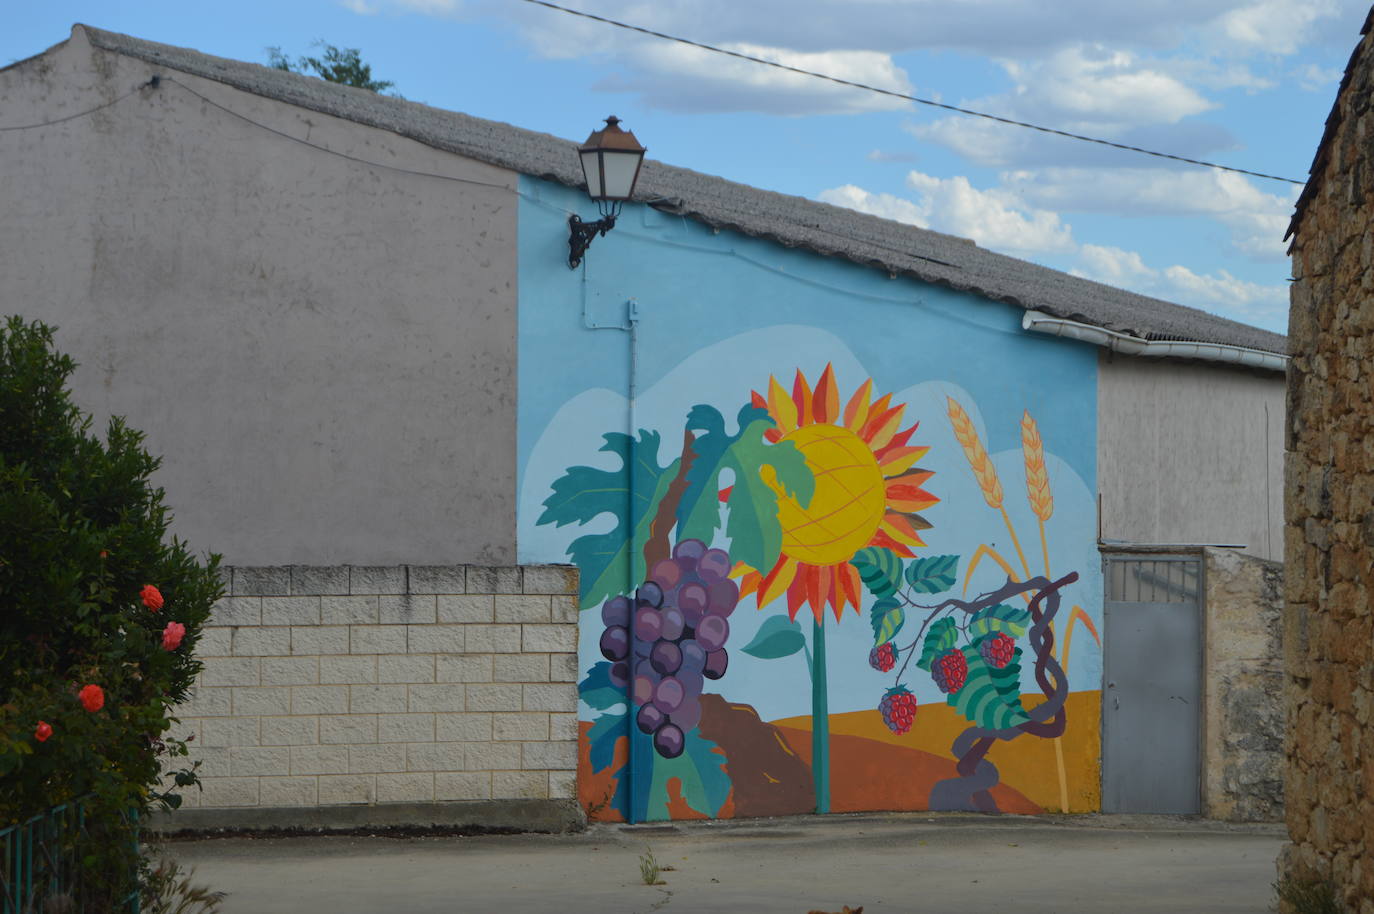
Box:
[0, 85, 143, 131]
[516, 0, 1305, 186]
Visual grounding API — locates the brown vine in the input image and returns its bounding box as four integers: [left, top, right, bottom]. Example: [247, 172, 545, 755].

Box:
[642, 428, 698, 571]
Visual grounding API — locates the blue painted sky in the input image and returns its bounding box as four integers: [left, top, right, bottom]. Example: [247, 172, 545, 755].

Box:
[7, 1, 1367, 333]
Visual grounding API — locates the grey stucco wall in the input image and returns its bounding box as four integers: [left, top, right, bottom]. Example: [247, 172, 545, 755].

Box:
[0, 28, 519, 565]
[1097, 353, 1285, 560]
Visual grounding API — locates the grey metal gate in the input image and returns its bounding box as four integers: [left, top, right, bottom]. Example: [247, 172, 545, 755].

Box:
[1101, 555, 1202, 814]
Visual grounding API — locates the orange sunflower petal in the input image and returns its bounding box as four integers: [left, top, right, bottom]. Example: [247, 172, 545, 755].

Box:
[813, 364, 839, 424]
[885, 471, 939, 512]
[843, 378, 873, 431]
[738, 571, 761, 599]
[877, 445, 931, 476]
[869, 528, 916, 557]
[873, 424, 916, 460]
[786, 574, 808, 622]
[792, 370, 814, 428]
[767, 376, 798, 433]
[842, 564, 863, 610]
[881, 512, 927, 548]
[758, 555, 800, 606]
[864, 405, 907, 451]
[805, 563, 826, 623]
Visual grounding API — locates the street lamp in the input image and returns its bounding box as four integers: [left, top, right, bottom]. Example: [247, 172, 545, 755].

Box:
[568, 115, 646, 269]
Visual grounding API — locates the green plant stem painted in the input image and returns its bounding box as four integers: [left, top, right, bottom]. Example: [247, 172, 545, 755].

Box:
[812, 616, 830, 814]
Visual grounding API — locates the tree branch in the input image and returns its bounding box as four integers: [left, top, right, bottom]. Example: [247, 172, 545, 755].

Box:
[643, 428, 697, 571]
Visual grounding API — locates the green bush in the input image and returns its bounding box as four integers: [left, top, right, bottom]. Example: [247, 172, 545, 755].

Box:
[0, 316, 222, 900]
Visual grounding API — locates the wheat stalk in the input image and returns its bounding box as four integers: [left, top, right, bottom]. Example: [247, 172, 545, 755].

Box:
[947, 397, 1003, 509]
[1021, 411, 1054, 522]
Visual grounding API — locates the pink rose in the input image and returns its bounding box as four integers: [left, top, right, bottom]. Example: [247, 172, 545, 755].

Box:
[79, 684, 104, 712]
[141, 585, 164, 611]
[161, 621, 186, 651]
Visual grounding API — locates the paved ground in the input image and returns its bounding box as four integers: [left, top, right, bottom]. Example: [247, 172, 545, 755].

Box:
[161, 814, 1284, 914]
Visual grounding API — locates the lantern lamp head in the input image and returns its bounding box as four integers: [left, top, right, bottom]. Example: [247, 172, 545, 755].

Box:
[569, 116, 646, 269]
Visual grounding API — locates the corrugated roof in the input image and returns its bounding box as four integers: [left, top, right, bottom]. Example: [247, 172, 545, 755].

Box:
[1286, 7, 1374, 242]
[77, 24, 1287, 358]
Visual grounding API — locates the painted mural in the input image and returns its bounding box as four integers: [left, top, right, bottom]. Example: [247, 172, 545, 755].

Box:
[516, 176, 1103, 822]
[531, 360, 1099, 821]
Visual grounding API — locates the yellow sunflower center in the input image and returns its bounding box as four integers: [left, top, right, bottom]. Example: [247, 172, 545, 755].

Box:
[769, 423, 885, 565]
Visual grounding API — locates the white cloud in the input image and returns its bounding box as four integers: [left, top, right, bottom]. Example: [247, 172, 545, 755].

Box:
[1076, 243, 1157, 286]
[1217, 0, 1342, 55]
[1293, 62, 1344, 91]
[597, 42, 914, 115]
[820, 171, 1076, 255]
[1160, 265, 1289, 323]
[1001, 167, 1298, 261]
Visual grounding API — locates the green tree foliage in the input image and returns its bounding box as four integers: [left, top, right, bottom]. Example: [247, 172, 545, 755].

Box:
[267, 41, 397, 94]
[0, 317, 222, 900]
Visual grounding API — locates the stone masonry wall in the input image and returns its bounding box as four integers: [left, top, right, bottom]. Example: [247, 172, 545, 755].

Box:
[1202, 548, 1284, 822]
[1282, 17, 1374, 910]
[165, 565, 579, 826]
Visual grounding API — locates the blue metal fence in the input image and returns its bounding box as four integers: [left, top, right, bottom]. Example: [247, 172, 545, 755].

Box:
[0, 796, 139, 914]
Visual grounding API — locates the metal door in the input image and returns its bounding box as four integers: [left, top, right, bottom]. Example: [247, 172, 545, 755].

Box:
[1101, 556, 1201, 814]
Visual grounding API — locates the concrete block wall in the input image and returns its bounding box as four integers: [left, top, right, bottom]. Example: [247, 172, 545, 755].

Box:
[166, 565, 579, 825]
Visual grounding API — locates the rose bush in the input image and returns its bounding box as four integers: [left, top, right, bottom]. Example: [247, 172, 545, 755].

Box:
[0, 317, 222, 902]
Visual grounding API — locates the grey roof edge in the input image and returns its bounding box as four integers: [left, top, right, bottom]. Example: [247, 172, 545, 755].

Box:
[74, 24, 1287, 360]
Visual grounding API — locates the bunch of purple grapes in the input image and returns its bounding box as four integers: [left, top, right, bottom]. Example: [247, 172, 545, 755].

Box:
[597, 538, 739, 759]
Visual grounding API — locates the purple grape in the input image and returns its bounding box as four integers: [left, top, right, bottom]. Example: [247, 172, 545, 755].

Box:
[679, 640, 706, 675]
[659, 605, 685, 642]
[703, 649, 728, 680]
[698, 548, 731, 583]
[632, 673, 657, 706]
[633, 637, 652, 659]
[633, 606, 663, 642]
[675, 668, 703, 699]
[599, 625, 630, 661]
[695, 615, 729, 652]
[706, 579, 740, 617]
[672, 538, 707, 571]
[637, 581, 664, 608]
[600, 595, 631, 628]
[650, 640, 682, 676]
[653, 676, 685, 714]
[637, 703, 665, 735]
[672, 699, 702, 732]
[608, 661, 629, 688]
[650, 558, 683, 591]
[679, 583, 709, 626]
[653, 723, 685, 759]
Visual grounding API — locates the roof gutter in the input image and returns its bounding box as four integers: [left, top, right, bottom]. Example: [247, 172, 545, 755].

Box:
[1020, 310, 1289, 373]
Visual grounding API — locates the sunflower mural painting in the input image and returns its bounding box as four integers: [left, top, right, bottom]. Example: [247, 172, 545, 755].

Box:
[536, 360, 1098, 821]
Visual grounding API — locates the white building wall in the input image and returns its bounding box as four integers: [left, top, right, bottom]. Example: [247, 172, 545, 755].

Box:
[0, 27, 520, 566]
[1097, 352, 1285, 560]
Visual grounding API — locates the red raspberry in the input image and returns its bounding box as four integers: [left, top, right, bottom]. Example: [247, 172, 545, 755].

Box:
[979, 633, 1016, 669]
[931, 649, 968, 694]
[869, 642, 896, 672]
[878, 686, 918, 734]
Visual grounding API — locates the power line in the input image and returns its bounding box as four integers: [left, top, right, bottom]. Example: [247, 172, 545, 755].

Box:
[0, 86, 142, 131]
[516, 0, 1305, 186]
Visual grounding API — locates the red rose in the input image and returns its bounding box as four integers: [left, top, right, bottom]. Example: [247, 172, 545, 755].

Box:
[79, 684, 104, 712]
[34, 721, 53, 742]
[161, 621, 186, 651]
[141, 585, 164, 611]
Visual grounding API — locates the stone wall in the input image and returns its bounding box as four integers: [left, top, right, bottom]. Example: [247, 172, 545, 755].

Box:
[161, 564, 582, 832]
[1281, 14, 1374, 910]
[1202, 548, 1284, 822]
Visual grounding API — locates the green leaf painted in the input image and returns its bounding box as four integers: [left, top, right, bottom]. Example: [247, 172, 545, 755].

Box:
[945, 645, 1030, 730]
[578, 661, 627, 712]
[640, 726, 733, 822]
[740, 614, 806, 659]
[967, 603, 1032, 641]
[870, 597, 905, 645]
[537, 430, 676, 608]
[851, 547, 904, 598]
[675, 404, 814, 574]
[586, 708, 628, 776]
[904, 554, 959, 594]
[916, 617, 959, 671]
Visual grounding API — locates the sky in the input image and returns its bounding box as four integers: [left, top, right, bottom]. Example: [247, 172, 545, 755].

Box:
[6, 1, 1369, 335]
